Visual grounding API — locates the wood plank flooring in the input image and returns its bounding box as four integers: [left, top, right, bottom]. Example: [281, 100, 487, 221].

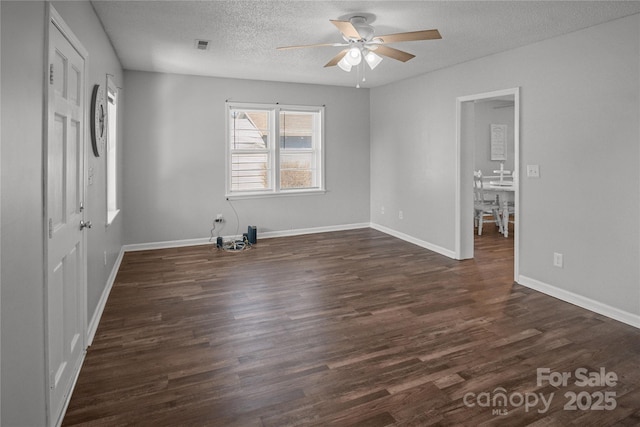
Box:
[63, 227, 640, 426]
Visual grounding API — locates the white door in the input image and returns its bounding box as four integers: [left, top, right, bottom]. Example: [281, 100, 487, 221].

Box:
[46, 8, 88, 425]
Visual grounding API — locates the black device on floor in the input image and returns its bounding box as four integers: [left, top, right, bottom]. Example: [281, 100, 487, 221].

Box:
[247, 226, 257, 244]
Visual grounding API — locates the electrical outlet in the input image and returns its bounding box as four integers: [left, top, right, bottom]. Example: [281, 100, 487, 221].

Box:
[215, 213, 224, 223]
[399, 210, 403, 220]
[553, 252, 563, 268]
[381, 206, 385, 215]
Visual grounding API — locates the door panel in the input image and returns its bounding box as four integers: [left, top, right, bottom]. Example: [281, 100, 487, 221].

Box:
[69, 65, 80, 105]
[67, 119, 80, 217]
[50, 114, 65, 228]
[53, 50, 66, 96]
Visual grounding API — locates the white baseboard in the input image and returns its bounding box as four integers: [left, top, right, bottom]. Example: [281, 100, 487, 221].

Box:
[518, 275, 640, 329]
[123, 237, 214, 252]
[370, 223, 457, 259]
[259, 223, 370, 239]
[86, 246, 126, 346]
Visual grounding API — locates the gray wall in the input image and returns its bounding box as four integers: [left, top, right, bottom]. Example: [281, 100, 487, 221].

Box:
[1, 3, 47, 424]
[0, 1, 124, 425]
[122, 71, 371, 245]
[370, 14, 640, 315]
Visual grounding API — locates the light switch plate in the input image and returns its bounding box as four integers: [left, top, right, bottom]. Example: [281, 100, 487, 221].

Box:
[527, 165, 540, 178]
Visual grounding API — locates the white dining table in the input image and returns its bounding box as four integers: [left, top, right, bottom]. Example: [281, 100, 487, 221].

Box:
[485, 181, 515, 237]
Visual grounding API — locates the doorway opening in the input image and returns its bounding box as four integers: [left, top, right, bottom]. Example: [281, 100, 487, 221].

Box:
[455, 88, 520, 282]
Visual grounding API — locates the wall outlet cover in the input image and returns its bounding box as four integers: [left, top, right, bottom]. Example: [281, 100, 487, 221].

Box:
[553, 252, 563, 268]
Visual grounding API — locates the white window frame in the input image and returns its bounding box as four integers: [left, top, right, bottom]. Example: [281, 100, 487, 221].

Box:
[225, 102, 325, 199]
[106, 75, 119, 225]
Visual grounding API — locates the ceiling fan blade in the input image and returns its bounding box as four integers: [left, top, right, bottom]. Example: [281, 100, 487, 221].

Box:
[330, 19, 362, 40]
[277, 42, 347, 50]
[376, 29, 442, 43]
[324, 49, 349, 67]
[373, 45, 415, 62]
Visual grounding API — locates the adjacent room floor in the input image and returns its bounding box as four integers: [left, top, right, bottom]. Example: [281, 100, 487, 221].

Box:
[63, 227, 640, 426]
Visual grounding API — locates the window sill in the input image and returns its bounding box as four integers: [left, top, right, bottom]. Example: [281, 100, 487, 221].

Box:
[226, 189, 326, 200]
[107, 209, 120, 226]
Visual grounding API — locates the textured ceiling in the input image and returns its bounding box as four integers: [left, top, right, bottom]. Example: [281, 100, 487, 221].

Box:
[91, 1, 640, 88]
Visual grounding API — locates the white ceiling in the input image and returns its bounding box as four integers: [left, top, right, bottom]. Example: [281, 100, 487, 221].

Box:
[91, 1, 640, 88]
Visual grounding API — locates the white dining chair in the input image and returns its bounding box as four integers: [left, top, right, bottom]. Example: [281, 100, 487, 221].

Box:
[500, 191, 516, 237]
[473, 170, 503, 236]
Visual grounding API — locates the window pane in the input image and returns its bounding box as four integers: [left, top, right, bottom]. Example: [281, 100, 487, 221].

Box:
[107, 98, 117, 211]
[230, 110, 269, 149]
[231, 153, 271, 191]
[280, 152, 315, 189]
[106, 76, 118, 223]
[280, 111, 313, 149]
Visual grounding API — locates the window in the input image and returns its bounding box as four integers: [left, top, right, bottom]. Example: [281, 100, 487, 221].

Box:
[226, 102, 324, 197]
[106, 75, 119, 224]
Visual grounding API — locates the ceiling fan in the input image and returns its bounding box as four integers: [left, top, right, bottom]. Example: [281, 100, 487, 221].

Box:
[277, 16, 441, 73]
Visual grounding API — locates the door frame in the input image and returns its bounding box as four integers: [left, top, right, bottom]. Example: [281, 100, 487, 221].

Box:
[43, 5, 89, 426]
[454, 87, 520, 281]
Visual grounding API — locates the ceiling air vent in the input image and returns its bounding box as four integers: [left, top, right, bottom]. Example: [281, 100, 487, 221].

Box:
[195, 39, 210, 51]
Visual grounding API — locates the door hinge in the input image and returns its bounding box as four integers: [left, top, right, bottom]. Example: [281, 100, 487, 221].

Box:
[48, 218, 53, 239]
[49, 64, 54, 85]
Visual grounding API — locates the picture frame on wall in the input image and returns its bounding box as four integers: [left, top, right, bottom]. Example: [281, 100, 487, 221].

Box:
[490, 123, 507, 161]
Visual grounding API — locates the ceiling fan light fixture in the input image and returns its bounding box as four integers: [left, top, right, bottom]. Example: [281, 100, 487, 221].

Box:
[345, 46, 362, 66]
[364, 50, 383, 70]
[337, 56, 353, 72]
[278, 16, 442, 80]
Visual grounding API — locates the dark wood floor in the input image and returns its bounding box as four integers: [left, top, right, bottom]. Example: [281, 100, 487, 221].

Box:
[64, 227, 640, 426]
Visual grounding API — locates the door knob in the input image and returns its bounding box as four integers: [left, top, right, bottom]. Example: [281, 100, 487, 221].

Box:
[80, 220, 92, 230]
